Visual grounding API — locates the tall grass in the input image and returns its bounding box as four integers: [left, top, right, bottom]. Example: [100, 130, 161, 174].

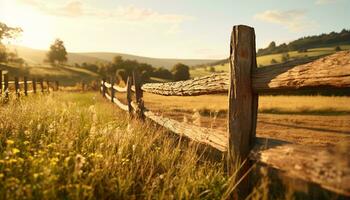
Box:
[0, 93, 231, 199]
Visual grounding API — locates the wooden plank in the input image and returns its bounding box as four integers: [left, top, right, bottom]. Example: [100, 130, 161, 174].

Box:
[0, 70, 2, 95]
[40, 79, 44, 93]
[104, 82, 112, 89]
[113, 97, 129, 111]
[24, 77, 28, 96]
[110, 78, 115, 103]
[143, 109, 227, 152]
[126, 76, 133, 115]
[137, 51, 350, 96]
[32, 78, 37, 94]
[4, 74, 9, 100]
[133, 70, 145, 119]
[251, 140, 350, 196]
[252, 51, 350, 91]
[139, 107, 350, 196]
[113, 85, 127, 93]
[15, 77, 20, 98]
[141, 73, 229, 96]
[227, 25, 257, 199]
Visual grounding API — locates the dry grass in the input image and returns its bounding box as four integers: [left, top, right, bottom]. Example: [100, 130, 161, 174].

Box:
[143, 94, 350, 115]
[0, 92, 231, 199]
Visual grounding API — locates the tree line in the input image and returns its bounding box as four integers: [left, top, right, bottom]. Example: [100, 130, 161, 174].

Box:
[75, 57, 190, 83]
[257, 29, 350, 56]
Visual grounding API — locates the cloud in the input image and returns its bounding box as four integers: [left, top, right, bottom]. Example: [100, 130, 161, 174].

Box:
[315, 0, 337, 5]
[254, 9, 317, 32]
[17, 0, 192, 24]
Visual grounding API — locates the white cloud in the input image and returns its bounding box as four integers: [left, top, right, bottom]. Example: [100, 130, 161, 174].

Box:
[254, 9, 317, 32]
[17, 0, 192, 24]
[315, 0, 337, 5]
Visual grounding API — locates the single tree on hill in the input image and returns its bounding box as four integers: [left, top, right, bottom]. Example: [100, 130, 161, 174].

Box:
[172, 63, 190, 81]
[46, 39, 67, 65]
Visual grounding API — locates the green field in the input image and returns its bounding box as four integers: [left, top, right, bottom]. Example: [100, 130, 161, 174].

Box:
[190, 45, 350, 77]
[0, 63, 99, 86]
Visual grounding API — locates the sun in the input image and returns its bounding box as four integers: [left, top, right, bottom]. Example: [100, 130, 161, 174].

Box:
[0, 1, 53, 49]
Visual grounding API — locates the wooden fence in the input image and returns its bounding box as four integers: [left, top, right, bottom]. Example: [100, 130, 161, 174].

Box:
[0, 70, 59, 101]
[100, 25, 350, 198]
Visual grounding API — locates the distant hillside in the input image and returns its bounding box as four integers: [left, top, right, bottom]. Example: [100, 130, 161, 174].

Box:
[257, 29, 350, 56]
[6, 45, 218, 69]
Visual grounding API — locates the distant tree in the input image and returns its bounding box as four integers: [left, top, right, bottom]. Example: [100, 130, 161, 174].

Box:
[0, 22, 22, 43]
[0, 22, 22, 63]
[270, 58, 278, 64]
[152, 67, 173, 80]
[335, 46, 342, 51]
[172, 63, 190, 81]
[268, 41, 276, 49]
[46, 39, 68, 65]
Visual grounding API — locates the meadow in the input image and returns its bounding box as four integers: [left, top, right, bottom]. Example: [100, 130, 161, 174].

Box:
[0, 91, 348, 199]
[190, 45, 350, 77]
[0, 92, 231, 199]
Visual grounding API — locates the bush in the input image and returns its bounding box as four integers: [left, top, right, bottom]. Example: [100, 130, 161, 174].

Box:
[172, 63, 190, 81]
[335, 46, 342, 51]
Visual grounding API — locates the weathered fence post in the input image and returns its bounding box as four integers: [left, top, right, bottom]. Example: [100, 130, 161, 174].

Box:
[133, 70, 144, 120]
[46, 80, 50, 93]
[55, 81, 59, 91]
[40, 79, 44, 93]
[15, 77, 20, 99]
[102, 78, 106, 97]
[227, 25, 258, 199]
[110, 78, 115, 103]
[32, 78, 37, 94]
[4, 74, 9, 100]
[0, 70, 2, 95]
[24, 76, 28, 96]
[126, 75, 133, 116]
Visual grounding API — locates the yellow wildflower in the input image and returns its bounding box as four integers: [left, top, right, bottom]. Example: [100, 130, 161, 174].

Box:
[6, 140, 14, 145]
[12, 148, 20, 154]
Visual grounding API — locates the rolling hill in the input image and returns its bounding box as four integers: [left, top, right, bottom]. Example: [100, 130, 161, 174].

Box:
[6, 45, 218, 69]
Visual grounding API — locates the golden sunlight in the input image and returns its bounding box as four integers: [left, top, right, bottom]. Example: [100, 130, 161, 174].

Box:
[1, 1, 53, 49]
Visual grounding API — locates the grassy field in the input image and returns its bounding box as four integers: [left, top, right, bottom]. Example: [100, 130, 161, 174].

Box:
[0, 63, 99, 86]
[0, 92, 347, 199]
[0, 92, 231, 199]
[190, 46, 350, 77]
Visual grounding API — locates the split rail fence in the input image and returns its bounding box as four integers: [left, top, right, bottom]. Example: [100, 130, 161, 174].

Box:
[100, 25, 350, 198]
[0, 70, 59, 101]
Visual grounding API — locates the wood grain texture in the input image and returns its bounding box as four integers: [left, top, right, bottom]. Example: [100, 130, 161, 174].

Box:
[141, 73, 229, 96]
[138, 51, 350, 96]
[135, 106, 350, 196]
[126, 76, 133, 115]
[0, 70, 2, 94]
[251, 140, 350, 196]
[252, 50, 350, 91]
[24, 77, 28, 96]
[227, 25, 257, 199]
[143, 109, 227, 152]
[15, 77, 20, 98]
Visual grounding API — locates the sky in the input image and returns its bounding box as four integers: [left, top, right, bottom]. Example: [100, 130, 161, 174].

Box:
[0, 0, 349, 59]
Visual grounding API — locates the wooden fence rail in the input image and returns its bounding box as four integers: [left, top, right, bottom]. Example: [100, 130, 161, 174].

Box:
[0, 70, 59, 101]
[100, 25, 350, 198]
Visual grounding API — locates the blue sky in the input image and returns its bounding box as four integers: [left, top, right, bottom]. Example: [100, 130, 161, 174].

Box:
[0, 0, 349, 59]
